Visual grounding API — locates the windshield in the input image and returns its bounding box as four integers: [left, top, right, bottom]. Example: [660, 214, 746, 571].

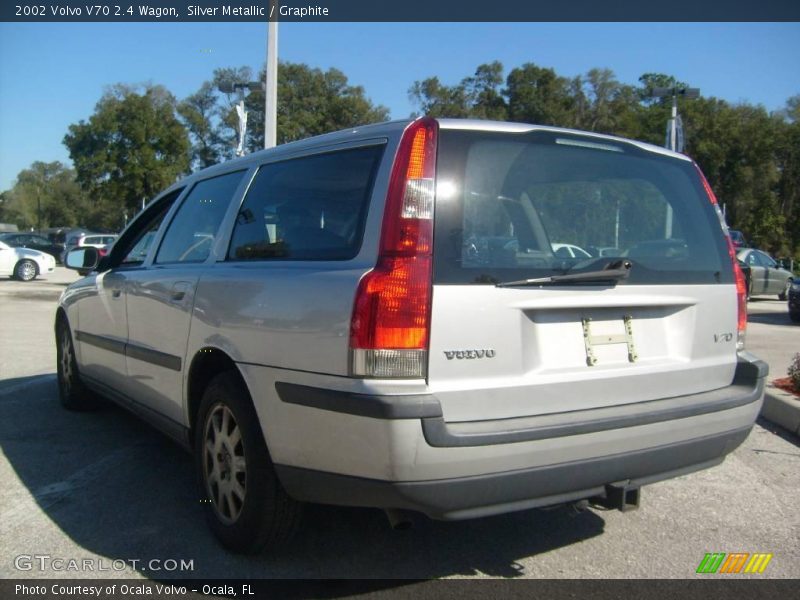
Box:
[433, 129, 732, 285]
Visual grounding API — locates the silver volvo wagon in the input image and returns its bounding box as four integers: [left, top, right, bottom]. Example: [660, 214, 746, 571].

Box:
[57, 118, 767, 553]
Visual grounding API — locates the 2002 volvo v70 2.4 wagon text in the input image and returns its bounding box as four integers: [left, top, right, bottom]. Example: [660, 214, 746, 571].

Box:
[58, 118, 767, 553]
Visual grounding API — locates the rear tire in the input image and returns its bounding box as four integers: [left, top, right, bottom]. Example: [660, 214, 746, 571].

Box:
[778, 279, 791, 301]
[195, 371, 301, 554]
[56, 318, 98, 410]
[14, 259, 38, 281]
[790, 310, 800, 323]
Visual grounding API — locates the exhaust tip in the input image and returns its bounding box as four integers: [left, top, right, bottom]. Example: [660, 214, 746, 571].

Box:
[384, 508, 414, 530]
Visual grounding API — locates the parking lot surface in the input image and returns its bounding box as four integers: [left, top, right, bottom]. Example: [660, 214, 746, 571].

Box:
[1, 268, 798, 579]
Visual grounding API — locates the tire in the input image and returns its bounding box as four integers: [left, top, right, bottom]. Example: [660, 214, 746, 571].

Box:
[790, 310, 800, 324]
[195, 371, 301, 554]
[14, 259, 38, 282]
[56, 317, 98, 410]
[778, 279, 791, 301]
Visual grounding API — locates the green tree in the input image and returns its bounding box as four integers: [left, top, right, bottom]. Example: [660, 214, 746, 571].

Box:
[1, 162, 90, 230]
[775, 97, 800, 257]
[409, 62, 507, 120]
[192, 63, 389, 156]
[64, 84, 190, 229]
[178, 81, 226, 169]
[576, 68, 640, 136]
[505, 62, 574, 126]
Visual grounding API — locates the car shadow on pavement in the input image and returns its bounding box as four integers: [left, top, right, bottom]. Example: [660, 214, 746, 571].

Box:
[0, 376, 607, 580]
[746, 311, 796, 326]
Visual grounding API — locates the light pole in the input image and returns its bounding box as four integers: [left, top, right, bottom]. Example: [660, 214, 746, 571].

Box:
[265, 0, 278, 149]
[651, 86, 700, 153]
[651, 86, 700, 237]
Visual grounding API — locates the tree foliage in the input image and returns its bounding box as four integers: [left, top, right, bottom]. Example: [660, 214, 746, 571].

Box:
[63, 84, 190, 229]
[178, 62, 389, 160]
[0, 162, 90, 229]
[410, 62, 800, 260]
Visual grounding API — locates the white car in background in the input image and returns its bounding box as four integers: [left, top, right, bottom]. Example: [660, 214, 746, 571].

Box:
[551, 243, 592, 259]
[0, 240, 56, 281]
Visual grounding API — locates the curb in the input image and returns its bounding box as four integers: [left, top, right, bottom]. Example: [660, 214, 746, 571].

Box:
[760, 385, 800, 436]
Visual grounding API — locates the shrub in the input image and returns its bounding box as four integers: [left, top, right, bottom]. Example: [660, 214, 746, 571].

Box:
[789, 353, 800, 392]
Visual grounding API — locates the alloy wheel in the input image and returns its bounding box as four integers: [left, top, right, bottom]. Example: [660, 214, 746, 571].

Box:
[58, 327, 74, 397]
[203, 403, 247, 525]
[16, 260, 37, 281]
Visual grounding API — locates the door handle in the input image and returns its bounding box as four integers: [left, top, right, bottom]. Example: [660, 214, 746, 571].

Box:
[170, 281, 193, 303]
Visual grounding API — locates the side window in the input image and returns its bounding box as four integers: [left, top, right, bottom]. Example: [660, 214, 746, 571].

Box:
[156, 171, 245, 264]
[759, 252, 776, 268]
[116, 188, 184, 266]
[227, 145, 383, 261]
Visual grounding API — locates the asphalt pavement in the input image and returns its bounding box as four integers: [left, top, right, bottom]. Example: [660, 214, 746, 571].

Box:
[0, 268, 797, 580]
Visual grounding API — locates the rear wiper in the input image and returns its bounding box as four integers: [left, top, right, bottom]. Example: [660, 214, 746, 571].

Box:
[496, 259, 632, 288]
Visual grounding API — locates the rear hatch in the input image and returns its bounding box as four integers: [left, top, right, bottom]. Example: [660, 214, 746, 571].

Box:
[428, 124, 738, 422]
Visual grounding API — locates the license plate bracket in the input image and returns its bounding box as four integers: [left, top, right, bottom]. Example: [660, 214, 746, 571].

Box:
[581, 315, 638, 366]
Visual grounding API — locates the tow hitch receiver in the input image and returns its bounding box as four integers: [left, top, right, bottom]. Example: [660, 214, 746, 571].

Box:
[591, 481, 641, 512]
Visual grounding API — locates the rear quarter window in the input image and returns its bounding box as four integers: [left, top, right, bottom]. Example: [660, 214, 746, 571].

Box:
[433, 130, 732, 285]
[227, 144, 384, 261]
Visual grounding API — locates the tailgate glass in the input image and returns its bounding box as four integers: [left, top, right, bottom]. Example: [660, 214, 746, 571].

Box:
[433, 130, 731, 286]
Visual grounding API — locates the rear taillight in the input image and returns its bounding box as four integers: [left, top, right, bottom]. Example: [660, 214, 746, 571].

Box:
[695, 163, 747, 349]
[349, 118, 438, 378]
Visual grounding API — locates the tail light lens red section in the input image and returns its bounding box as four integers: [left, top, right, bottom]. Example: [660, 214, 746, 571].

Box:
[695, 163, 747, 348]
[350, 118, 438, 378]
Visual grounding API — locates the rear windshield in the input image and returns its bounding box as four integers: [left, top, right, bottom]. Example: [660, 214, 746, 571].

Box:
[433, 129, 732, 285]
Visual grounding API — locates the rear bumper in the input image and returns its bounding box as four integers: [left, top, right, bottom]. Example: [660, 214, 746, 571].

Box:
[264, 355, 767, 519]
[275, 426, 750, 520]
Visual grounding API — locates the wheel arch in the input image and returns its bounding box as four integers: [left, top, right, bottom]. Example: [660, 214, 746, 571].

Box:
[186, 347, 249, 448]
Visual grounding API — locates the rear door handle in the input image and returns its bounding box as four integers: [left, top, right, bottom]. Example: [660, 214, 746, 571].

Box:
[170, 281, 193, 303]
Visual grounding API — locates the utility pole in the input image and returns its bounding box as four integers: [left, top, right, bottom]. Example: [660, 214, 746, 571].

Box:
[265, 0, 278, 149]
[36, 185, 41, 233]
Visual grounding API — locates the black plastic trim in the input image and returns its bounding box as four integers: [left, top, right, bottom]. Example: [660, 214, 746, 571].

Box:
[75, 330, 181, 372]
[75, 330, 126, 356]
[126, 342, 182, 372]
[275, 382, 442, 419]
[274, 426, 751, 520]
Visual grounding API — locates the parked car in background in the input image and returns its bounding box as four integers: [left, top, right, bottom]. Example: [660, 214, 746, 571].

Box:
[62, 233, 117, 262]
[728, 229, 748, 248]
[82, 234, 118, 255]
[736, 248, 794, 300]
[0, 240, 56, 281]
[788, 279, 800, 323]
[551, 243, 592, 259]
[0, 232, 65, 263]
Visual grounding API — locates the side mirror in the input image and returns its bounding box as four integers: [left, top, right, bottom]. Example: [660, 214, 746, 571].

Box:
[65, 247, 100, 272]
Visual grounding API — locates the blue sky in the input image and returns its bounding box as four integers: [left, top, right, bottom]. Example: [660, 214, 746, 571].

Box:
[1, 22, 798, 192]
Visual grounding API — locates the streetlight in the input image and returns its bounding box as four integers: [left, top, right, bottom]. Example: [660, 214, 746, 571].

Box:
[218, 81, 263, 156]
[651, 86, 700, 237]
[651, 86, 700, 153]
[265, 0, 278, 149]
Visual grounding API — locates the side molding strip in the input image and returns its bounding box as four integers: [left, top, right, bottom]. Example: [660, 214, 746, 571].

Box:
[76, 330, 181, 372]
